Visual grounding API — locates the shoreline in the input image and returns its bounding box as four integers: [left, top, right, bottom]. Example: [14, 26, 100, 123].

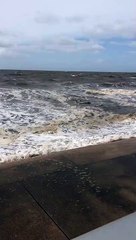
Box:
[0, 118, 136, 164]
[0, 137, 136, 170]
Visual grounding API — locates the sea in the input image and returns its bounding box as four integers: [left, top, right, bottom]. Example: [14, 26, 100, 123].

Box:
[0, 70, 136, 163]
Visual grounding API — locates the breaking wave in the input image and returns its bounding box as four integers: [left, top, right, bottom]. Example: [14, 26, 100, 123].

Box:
[0, 71, 136, 163]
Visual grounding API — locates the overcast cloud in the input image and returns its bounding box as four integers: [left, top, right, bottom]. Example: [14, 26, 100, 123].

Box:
[0, 0, 136, 71]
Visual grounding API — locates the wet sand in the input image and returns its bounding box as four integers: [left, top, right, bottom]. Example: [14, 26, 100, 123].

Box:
[0, 138, 136, 239]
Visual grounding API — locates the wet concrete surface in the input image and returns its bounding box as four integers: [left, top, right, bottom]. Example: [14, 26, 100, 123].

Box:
[0, 182, 68, 240]
[0, 138, 136, 239]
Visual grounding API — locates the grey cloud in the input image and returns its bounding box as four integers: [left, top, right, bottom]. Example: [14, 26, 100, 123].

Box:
[85, 20, 136, 39]
[0, 29, 17, 48]
[65, 16, 87, 23]
[0, 30, 9, 37]
[3, 36, 104, 55]
[0, 42, 13, 48]
[43, 36, 104, 52]
[34, 12, 136, 40]
[35, 13, 86, 25]
[0, 29, 17, 39]
[3, 19, 135, 56]
[35, 14, 60, 24]
[0, 35, 15, 56]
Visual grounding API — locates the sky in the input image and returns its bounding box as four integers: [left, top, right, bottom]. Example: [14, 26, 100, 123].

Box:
[0, 0, 136, 72]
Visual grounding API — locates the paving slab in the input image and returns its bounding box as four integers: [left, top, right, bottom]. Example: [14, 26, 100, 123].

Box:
[0, 182, 68, 240]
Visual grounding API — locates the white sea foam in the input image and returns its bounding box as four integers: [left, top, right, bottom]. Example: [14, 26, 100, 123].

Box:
[0, 119, 136, 163]
[0, 84, 136, 163]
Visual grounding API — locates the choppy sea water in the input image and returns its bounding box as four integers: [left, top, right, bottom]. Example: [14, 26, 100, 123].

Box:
[0, 70, 136, 163]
